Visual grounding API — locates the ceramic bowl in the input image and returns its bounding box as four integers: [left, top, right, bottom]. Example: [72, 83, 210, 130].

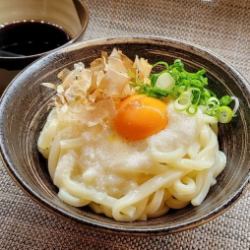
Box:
[0, 37, 249, 233]
[0, 0, 89, 94]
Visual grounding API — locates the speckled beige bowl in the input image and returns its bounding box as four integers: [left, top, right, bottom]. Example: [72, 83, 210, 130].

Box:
[0, 37, 249, 233]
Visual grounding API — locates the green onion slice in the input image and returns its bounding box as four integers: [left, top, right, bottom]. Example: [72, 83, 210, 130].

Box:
[150, 73, 160, 86]
[190, 87, 201, 105]
[155, 72, 175, 90]
[220, 95, 232, 106]
[152, 61, 169, 69]
[231, 96, 239, 114]
[187, 105, 198, 115]
[174, 91, 192, 111]
[216, 106, 233, 123]
[207, 97, 220, 106]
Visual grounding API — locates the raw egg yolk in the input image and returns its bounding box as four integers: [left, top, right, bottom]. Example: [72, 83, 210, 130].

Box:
[113, 95, 168, 141]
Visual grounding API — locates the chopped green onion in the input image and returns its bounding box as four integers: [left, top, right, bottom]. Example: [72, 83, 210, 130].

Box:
[190, 88, 201, 105]
[200, 89, 212, 104]
[148, 87, 169, 97]
[150, 73, 160, 86]
[205, 107, 217, 117]
[131, 58, 238, 124]
[216, 106, 233, 123]
[152, 61, 169, 69]
[187, 105, 198, 115]
[231, 96, 239, 114]
[197, 69, 206, 76]
[220, 95, 232, 106]
[207, 97, 220, 108]
[155, 72, 175, 90]
[170, 59, 184, 71]
[174, 91, 192, 111]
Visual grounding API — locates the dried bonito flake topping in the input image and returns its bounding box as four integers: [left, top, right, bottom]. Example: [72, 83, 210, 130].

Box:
[42, 49, 153, 127]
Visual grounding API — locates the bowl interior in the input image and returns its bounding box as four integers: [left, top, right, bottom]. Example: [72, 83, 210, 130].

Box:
[0, 38, 249, 233]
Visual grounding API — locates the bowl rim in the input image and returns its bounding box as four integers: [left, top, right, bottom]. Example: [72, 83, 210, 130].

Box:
[0, 36, 249, 233]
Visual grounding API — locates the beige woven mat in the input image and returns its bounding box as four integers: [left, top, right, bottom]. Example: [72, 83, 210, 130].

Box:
[0, 0, 249, 249]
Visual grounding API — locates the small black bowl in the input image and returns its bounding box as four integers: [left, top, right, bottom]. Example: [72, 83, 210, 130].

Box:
[0, 0, 89, 95]
[0, 37, 249, 233]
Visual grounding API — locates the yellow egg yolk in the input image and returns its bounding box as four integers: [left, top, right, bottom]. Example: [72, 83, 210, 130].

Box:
[113, 95, 168, 141]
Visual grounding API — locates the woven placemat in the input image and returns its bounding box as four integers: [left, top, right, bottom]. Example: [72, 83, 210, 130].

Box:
[0, 0, 249, 249]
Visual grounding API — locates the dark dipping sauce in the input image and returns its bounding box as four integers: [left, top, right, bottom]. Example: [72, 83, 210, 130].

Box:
[0, 21, 71, 57]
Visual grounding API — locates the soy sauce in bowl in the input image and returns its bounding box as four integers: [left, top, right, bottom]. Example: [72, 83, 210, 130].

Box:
[0, 21, 71, 57]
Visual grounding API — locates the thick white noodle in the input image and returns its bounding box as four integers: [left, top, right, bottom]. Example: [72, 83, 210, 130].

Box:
[38, 103, 226, 221]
